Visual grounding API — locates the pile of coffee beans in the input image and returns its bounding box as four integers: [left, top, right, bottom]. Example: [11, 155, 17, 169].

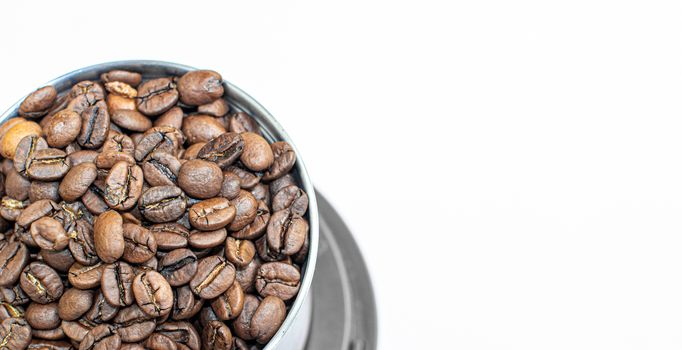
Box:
[0, 68, 310, 350]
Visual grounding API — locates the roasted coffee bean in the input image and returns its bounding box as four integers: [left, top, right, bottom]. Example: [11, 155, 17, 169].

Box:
[1, 120, 42, 159]
[0, 242, 29, 286]
[26, 148, 71, 181]
[181, 143, 205, 161]
[271, 185, 308, 216]
[177, 70, 223, 106]
[249, 184, 270, 206]
[178, 160, 222, 199]
[153, 107, 183, 129]
[240, 132, 273, 172]
[138, 186, 186, 223]
[235, 257, 261, 293]
[94, 210, 125, 263]
[14, 135, 47, 176]
[171, 286, 203, 321]
[62, 319, 94, 343]
[188, 198, 235, 231]
[145, 333, 177, 350]
[158, 249, 197, 287]
[39, 248, 75, 273]
[69, 81, 105, 101]
[197, 99, 229, 117]
[122, 224, 157, 264]
[58, 288, 94, 321]
[202, 320, 232, 350]
[111, 109, 152, 132]
[220, 172, 241, 200]
[44, 109, 82, 148]
[29, 181, 61, 203]
[67, 262, 103, 290]
[20, 86, 58, 118]
[0, 285, 29, 306]
[210, 282, 244, 321]
[254, 236, 285, 263]
[59, 162, 97, 202]
[231, 200, 269, 241]
[30, 217, 68, 251]
[114, 304, 156, 342]
[104, 162, 143, 211]
[20, 262, 63, 304]
[149, 223, 189, 251]
[101, 70, 142, 87]
[27, 339, 73, 349]
[105, 81, 138, 99]
[5, 169, 31, 200]
[262, 142, 296, 181]
[227, 112, 260, 135]
[0, 317, 32, 349]
[84, 291, 118, 324]
[188, 228, 227, 249]
[0, 197, 24, 222]
[82, 181, 109, 215]
[137, 78, 178, 116]
[134, 126, 183, 162]
[233, 295, 285, 344]
[101, 261, 135, 307]
[255, 262, 301, 301]
[0, 301, 24, 321]
[228, 190, 258, 232]
[155, 321, 200, 350]
[197, 133, 243, 169]
[189, 255, 235, 299]
[142, 152, 180, 187]
[79, 324, 121, 350]
[67, 150, 98, 166]
[225, 238, 256, 268]
[16, 200, 59, 229]
[181, 115, 226, 145]
[77, 100, 110, 149]
[25, 302, 60, 330]
[132, 270, 173, 317]
[67, 221, 98, 266]
[225, 166, 260, 190]
[266, 209, 308, 256]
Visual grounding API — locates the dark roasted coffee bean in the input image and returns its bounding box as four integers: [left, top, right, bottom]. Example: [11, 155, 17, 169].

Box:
[132, 270, 173, 317]
[235, 257, 261, 293]
[171, 286, 203, 321]
[67, 262, 103, 290]
[77, 100, 110, 149]
[153, 107, 183, 130]
[26, 148, 71, 181]
[197, 99, 229, 117]
[44, 109, 82, 148]
[138, 186, 186, 223]
[0, 242, 29, 286]
[155, 321, 200, 350]
[188, 228, 226, 249]
[262, 141, 296, 181]
[249, 183, 270, 206]
[228, 190, 258, 232]
[250, 296, 285, 344]
[149, 223, 189, 251]
[14, 135, 47, 176]
[224, 166, 260, 190]
[101, 70, 142, 87]
[220, 172, 241, 200]
[266, 209, 308, 256]
[197, 132, 243, 169]
[94, 210, 124, 263]
[178, 160, 222, 199]
[255, 236, 285, 263]
[114, 304, 156, 342]
[158, 249, 197, 287]
[142, 152, 180, 187]
[20, 262, 63, 304]
[256, 262, 301, 301]
[29, 181, 61, 203]
[84, 291, 118, 324]
[189, 255, 235, 299]
[5, 169, 31, 200]
[227, 112, 260, 135]
[78, 324, 120, 350]
[101, 261, 135, 307]
[0, 317, 32, 349]
[67, 220, 98, 266]
[59, 162, 97, 202]
[20, 86, 58, 118]
[38, 247, 75, 273]
[121, 224, 156, 264]
[30, 217, 68, 251]
[188, 198, 235, 231]
[225, 237, 255, 268]
[202, 320, 232, 350]
[103, 162, 143, 211]
[272, 185, 308, 215]
[134, 126, 183, 162]
[269, 174, 296, 196]
[181, 115, 226, 145]
[177, 70, 223, 106]
[240, 132, 273, 172]
[25, 302, 59, 330]
[58, 288, 94, 321]
[210, 282, 244, 321]
[82, 181, 109, 215]
[137, 78, 178, 116]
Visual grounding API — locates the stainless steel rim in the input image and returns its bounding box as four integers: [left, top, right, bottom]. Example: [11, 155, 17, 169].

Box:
[0, 60, 319, 349]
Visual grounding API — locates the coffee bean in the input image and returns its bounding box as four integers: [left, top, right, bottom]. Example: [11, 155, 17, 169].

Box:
[29, 181, 61, 203]
[13, 135, 48, 176]
[121, 224, 157, 264]
[94, 210, 125, 263]
[114, 304, 156, 342]
[229, 190, 258, 232]
[233, 295, 285, 344]
[225, 238, 256, 268]
[178, 160, 222, 199]
[134, 126, 183, 162]
[39, 247, 75, 273]
[25, 148, 71, 181]
[20, 86, 58, 118]
[84, 291, 118, 324]
[0, 317, 32, 349]
[1, 120, 42, 159]
[197, 132, 243, 169]
[158, 249, 197, 287]
[153, 107, 183, 129]
[232, 201, 270, 240]
[6, 169, 31, 201]
[137, 78, 179, 116]
[138, 186, 186, 223]
[177, 70, 223, 106]
[30, 217, 68, 251]
[255, 262, 301, 301]
[181, 143, 205, 161]
[79, 324, 121, 350]
[77, 100, 110, 149]
[188, 198, 235, 231]
[0, 197, 26, 222]
[262, 141, 296, 181]
[227, 112, 260, 135]
[220, 172, 241, 200]
[111, 109, 153, 132]
[146, 333, 177, 350]
[0, 285, 29, 306]
[67, 262, 103, 290]
[266, 209, 308, 256]
[62, 319, 94, 343]
[198, 99, 229, 117]
[58, 288, 94, 321]
[249, 184, 270, 206]
[155, 321, 201, 350]
[239, 132, 273, 172]
[105, 81, 138, 99]
[0, 242, 29, 286]
[190, 255, 236, 301]
[59, 162, 97, 202]
[171, 286, 203, 321]
[20, 262, 63, 304]
[149, 223, 189, 251]
[132, 270, 173, 317]
[104, 162, 143, 211]
[25, 302, 60, 330]
[101, 261, 135, 307]
[211, 282, 244, 321]
[69, 81, 105, 102]
[181, 115, 226, 145]
[43, 109, 82, 148]
[67, 150, 98, 166]
[141, 152, 180, 187]
[101, 70, 142, 87]
[202, 320, 232, 350]
[188, 228, 227, 250]
[224, 166, 260, 190]
[271, 185, 308, 216]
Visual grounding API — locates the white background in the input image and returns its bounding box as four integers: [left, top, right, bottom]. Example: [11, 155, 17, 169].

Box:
[1, 1, 681, 349]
